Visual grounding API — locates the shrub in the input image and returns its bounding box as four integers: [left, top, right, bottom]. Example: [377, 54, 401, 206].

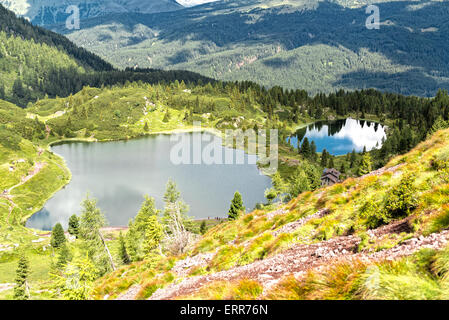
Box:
[383, 174, 418, 220]
[362, 175, 419, 228]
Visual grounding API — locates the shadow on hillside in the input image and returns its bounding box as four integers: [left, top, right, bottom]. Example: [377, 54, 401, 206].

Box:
[333, 69, 449, 97]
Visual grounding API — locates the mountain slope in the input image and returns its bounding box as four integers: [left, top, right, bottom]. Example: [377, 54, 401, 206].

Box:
[0, 0, 183, 25]
[176, 0, 218, 6]
[49, 0, 449, 96]
[0, 4, 113, 71]
[94, 128, 449, 299]
[0, 4, 213, 107]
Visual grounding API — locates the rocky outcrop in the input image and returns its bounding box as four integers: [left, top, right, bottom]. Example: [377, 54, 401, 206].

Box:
[148, 224, 449, 300]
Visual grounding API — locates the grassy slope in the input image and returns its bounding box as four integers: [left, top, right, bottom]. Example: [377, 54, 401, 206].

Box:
[0, 82, 298, 296]
[93, 128, 449, 300]
[0, 100, 72, 298]
[0, 82, 393, 299]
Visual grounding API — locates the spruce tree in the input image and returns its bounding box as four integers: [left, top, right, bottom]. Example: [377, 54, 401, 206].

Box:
[328, 156, 335, 168]
[144, 216, 164, 254]
[55, 243, 71, 271]
[228, 191, 244, 220]
[200, 221, 207, 235]
[162, 110, 171, 123]
[78, 195, 113, 274]
[162, 179, 192, 231]
[288, 168, 310, 197]
[300, 137, 311, 158]
[126, 195, 160, 261]
[310, 141, 317, 161]
[0, 84, 5, 100]
[118, 232, 130, 265]
[321, 149, 328, 167]
[68, 214, 79, 238]
[271, 171, 287, 202]
[51, 223, 66, 249]
[350, 149, 357, 168]
[14, 255, 29, 300]
[358, 153, 373, 176]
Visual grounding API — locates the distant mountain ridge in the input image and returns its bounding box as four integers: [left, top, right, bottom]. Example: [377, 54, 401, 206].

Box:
[0, 0, 183, 25]
[3, 0, 449, 96]
[38, 0, 449, 97]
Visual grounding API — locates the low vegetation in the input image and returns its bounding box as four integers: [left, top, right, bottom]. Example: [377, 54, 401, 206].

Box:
[93, 128, 449, 300]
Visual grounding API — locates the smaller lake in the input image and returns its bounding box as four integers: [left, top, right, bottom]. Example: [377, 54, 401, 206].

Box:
[287, 118, 386, 155]
[26, 132, 272, 230]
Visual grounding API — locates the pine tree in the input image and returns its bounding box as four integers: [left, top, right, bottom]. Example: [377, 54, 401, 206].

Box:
[162, 110, 171, 123]
[0, 84, 5, 100]
[321, 149, 328, 167]
[300, 137, 311, 158]
[12, 78, 24, 98]
[144, 216, 164, 254]
[310, 141, 317, 161]
[144, 122, 149, 131]
[164, 180, 181, 204]
[118, 232, 130, 265]
[200, 221, 207, 235]
[271, 171, 287, 202]
[126, 195, 160, 261]
[328, 156, 335, 168]
[52, 254, 97, 300]
[350, 149, 357, 168]
[358, 153, 373, 176]
[79, 196, 106, 241]
[78, 195, 114, 274]
[51, 223, 66, 249]
[288, 168, 310, 198]
[55, 243, 72, 271]
[14, 254, 30, 300]
[162, 179, 192, 231]
[228, 191, 244, 220]
[68, 214, 79, 238]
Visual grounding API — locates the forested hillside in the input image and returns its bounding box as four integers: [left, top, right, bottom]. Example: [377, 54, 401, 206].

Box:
[0, 4, 214, 107]
[52, 0, 449, 96]
[0, 4, 113, 71]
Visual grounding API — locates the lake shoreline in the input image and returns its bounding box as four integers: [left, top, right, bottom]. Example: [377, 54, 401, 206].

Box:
[28, 129, 271, 230]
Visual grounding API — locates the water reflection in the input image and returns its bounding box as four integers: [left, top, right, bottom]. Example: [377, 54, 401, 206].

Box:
[287, 118, 386, 155]
[27, 133, 271, 230]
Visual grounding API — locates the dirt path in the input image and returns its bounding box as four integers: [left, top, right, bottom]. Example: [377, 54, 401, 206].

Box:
[116, 285, 142, 300]
[0, 283, 14, 293]
[147, 224, 449, 300]
[1, 161, 46, 224]
[7, 162, 46, 194]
